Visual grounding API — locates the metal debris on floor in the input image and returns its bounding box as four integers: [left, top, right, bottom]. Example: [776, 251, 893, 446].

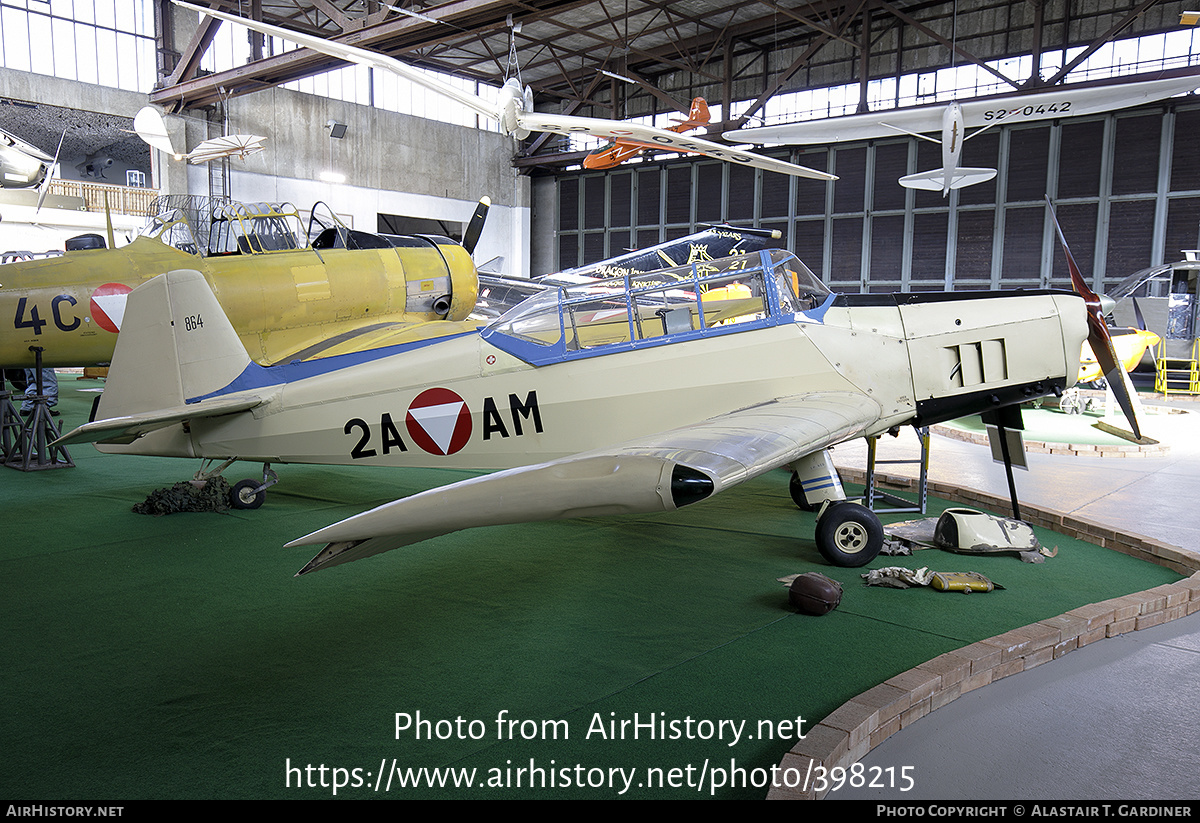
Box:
[861, 566, 1004, 593]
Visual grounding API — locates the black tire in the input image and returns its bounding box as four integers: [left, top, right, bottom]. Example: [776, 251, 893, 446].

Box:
[815, 501, 883, 567]
[789, 472, 818, 512]
[230, 478, 265, 510]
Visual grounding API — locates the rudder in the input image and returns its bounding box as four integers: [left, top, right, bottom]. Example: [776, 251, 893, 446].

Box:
[96, 269, 251, 420]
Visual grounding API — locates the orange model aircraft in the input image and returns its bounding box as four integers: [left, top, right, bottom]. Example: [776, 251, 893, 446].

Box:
[582, 98, 711, 170]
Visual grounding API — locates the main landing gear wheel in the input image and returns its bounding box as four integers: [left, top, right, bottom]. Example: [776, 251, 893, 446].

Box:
[789, 472, 818, 512]
[230, 478, 266, 510]
[816, 501, 884, 567]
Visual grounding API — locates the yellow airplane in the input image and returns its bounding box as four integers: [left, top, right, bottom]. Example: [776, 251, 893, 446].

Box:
[1079, 326, 1160, 385]
[0, 198, 486, 370]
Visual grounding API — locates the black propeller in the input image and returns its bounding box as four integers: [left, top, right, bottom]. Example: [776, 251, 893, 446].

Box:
[1045, 195, 1141, 440]
[1132, 296, 1147, 331]
[462, 196, 490, 255]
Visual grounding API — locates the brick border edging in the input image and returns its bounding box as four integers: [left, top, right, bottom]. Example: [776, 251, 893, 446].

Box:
[766, 468, 1200, 800]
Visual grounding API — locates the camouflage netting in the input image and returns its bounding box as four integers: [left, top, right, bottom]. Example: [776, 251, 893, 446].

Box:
[133, 477, 232, 516]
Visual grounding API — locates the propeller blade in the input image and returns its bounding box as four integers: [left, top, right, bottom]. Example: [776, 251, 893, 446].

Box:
[1132, 296, 1147, 331]
[35, 130, 66, 212]
[1045, 196, 1141, 440]
[462, 196, 490, 255]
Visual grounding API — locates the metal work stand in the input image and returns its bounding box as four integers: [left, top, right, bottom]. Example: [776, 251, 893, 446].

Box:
[863, 426, 929, 514]
[5, 347, 73, 471]
[0, 385, 23, 461]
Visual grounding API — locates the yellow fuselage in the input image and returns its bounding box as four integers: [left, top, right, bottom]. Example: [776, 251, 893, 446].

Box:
[0, 234, 477, 369]
[1078, 327, 1160, 383]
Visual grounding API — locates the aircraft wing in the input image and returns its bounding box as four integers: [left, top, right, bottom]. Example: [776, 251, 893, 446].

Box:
[175, 2, 833, 181]
[0, 126, 55, 162]
[175, 2, 503, 123]
[287, 391, 882, 575]
[55, 395, 264, 446]
[728, 106, 945, 145]
[522, 111, 836, 180]
[728, 75, 1200, 146]
[185, 134, 266, 164]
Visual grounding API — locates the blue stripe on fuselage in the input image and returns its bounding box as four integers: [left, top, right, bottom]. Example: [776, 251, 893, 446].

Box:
[185, 328, 482, 404]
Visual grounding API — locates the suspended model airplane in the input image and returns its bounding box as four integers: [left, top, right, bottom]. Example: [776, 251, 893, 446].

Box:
[582, 97, 711, 170]
[0, 197, 487, 370]
[58, 202, 1137, 576]
[133, 105, 267, 164]
[728, 74, 1200, 195]
[0, 126, 54, 190]
[173, 2, 835, 183]
[1, 126, 64, 209]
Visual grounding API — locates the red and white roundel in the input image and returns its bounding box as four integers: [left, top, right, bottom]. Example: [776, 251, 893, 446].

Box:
[405, 388, 472, 455]
[89, 283, 132, 333]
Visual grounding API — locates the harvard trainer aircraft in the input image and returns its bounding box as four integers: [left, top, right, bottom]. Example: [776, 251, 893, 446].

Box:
[59, 203, 1136, 576]
[0, 197, 487, 370]
[728, 75, 1200, 195]
[174, 2, 835, 183]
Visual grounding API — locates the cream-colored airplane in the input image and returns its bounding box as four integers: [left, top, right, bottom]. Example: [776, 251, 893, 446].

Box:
[59, 203, 1135, 576]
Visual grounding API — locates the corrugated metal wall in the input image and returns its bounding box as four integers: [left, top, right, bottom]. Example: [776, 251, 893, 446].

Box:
[549, 100, 1200, 296]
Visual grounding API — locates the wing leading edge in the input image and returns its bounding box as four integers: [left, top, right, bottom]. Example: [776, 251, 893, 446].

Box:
[288, 391, 883, 575]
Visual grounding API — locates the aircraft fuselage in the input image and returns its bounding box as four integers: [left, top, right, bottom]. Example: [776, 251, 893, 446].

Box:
[98, 267, 1086, 477]
[0, 233, 476, 369]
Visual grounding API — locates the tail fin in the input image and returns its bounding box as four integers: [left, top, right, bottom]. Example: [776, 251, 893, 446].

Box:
[682, 97, 710, 128]
[899, 167, 997, 193]
[669, 98, 710, 132]
[96, 269, 252, 420]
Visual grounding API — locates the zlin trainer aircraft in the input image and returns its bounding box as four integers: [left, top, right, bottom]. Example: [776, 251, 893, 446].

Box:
[59, 201, 1138, 578]
[0, 197, 488, 369]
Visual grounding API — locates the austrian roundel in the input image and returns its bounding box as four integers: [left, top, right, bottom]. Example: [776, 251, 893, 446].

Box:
[405, 388, 473, 455]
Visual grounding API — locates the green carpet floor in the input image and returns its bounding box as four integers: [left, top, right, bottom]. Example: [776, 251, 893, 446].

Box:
[1, 379, 1183, 799]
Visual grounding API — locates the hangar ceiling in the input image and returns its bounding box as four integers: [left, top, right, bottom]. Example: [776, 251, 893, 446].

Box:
[153, 0, 1193, 171]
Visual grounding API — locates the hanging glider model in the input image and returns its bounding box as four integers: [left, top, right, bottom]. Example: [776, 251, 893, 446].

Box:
[582, 97, 711, 170]
[172, 2, 835, 183]
[728, 75, 1200, 194]
[134, 105, 267, 164]
[58, 202, 1139, 577]
[182, 134, 267, 164]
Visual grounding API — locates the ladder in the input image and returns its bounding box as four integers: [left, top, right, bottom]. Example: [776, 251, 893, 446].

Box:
[1154, 338, 1199, 395]
[864, 426, 930, 514]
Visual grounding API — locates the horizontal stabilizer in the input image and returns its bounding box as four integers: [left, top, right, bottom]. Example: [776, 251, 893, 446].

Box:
[54, 395, 263, 447]
[289, 392, 880, 575]
[899, 167, 997, 192]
